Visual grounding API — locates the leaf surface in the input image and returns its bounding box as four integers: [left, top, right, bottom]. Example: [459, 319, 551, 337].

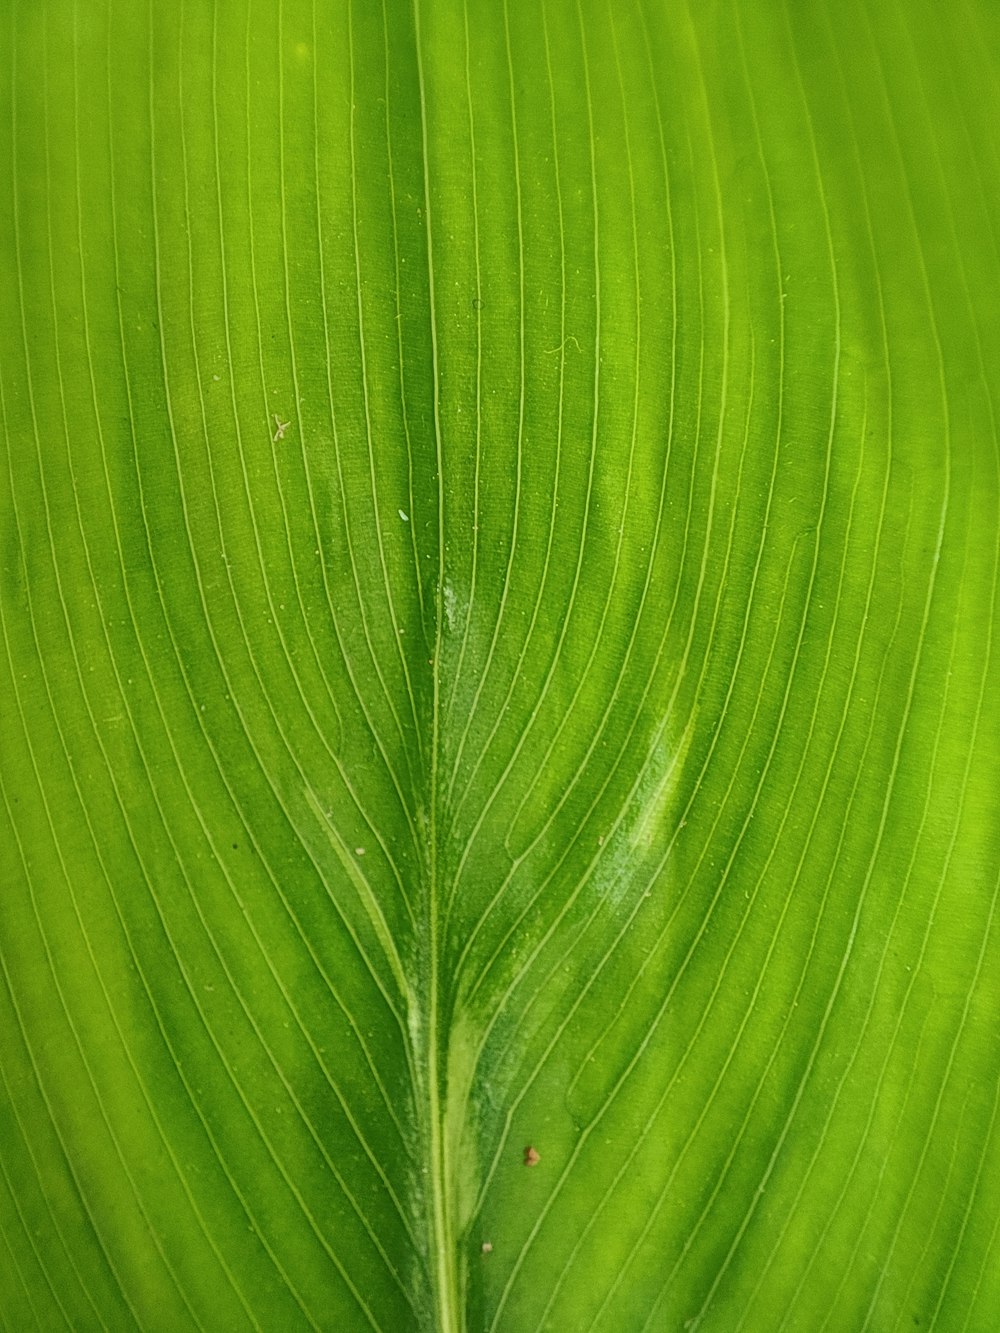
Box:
[2, 1, 999, 1329]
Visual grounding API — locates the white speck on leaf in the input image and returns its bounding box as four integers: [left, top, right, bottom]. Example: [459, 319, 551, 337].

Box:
[398, 509, 409, 522]
[272, 414, 290, 442]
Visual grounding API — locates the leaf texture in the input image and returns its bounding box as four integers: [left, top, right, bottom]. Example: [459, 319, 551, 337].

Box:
[1, 0, 999, 1329]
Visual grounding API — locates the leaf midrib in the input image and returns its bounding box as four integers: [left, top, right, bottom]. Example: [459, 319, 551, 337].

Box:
[413, 0, 462, 1328]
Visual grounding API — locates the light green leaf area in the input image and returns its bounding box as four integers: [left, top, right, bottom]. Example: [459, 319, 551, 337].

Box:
[2, 0, 999, 1329]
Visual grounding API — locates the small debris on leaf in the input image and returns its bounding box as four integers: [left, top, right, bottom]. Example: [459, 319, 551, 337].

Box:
[481, 1241, 493, 1254]
[398, 509, 409, 521]
[355, 847, 365, 856]
[523, 1146, 540, 1167]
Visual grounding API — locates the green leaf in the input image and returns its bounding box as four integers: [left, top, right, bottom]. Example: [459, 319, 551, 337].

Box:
[2, 0, 998, 1329]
